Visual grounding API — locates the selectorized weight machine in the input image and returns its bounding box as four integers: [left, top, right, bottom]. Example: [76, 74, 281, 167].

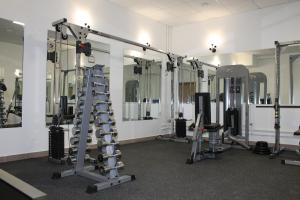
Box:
[216, 65, 251, 149]
[187, 65, 251, 164]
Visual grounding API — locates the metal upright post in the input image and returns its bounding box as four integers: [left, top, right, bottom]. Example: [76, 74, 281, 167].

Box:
[75, 69, 93, 172]
[216, 77, 220, 124]
[272, 41, 282, 156]
[170, 67, 175, 134]
[244, 74, 249, 145]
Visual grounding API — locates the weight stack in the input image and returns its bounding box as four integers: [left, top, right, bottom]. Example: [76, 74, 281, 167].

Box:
[0, 90, 6, 128]
[175, 118, 186, 138]
[49, 126, 65, 160]
[224, 108, 239, 136]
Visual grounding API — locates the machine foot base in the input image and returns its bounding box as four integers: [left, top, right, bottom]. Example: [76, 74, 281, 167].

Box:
[131, 175, 136, 181]
[186, 158, 193, 164]
[52, 172, 61, 179]
[86, 185, 97, 194]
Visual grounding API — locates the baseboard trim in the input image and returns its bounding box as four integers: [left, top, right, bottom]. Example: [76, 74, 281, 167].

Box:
[0, 136, 157, 163]
[1, 136, 298, 163]
[0, 151, 48, 163]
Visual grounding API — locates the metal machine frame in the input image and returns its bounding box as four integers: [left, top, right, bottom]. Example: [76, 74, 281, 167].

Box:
[216, 65, 250, 149]
[271, 40, 300, 157]
[50, 18, 186, 192]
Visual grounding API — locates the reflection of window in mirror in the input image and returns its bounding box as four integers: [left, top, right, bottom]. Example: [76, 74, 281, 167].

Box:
[289, 53, 300, 105]
[0, 18, 24, 128]
[46, 30, 110, 126]
[179, 63, 196, 104]
[125, 80, 139, 102]
[123, 52, 162, 121]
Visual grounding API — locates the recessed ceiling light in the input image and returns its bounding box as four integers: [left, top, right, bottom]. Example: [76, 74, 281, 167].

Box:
[13, 21, 25, 26]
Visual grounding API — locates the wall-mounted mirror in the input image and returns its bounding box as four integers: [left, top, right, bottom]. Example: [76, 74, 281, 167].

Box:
[46, 30, 110, 125]
[0, 18, 24, 128]
[123, 50, 162, 121]
[283, 45, 300, 105]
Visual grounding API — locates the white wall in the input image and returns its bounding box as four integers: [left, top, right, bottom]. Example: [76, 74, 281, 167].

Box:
[172, 1, 300, 145]
[0, 0, 168, 157]
[172, 1, 300, 56]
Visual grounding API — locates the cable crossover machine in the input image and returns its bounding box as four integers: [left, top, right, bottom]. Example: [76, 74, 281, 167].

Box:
[50, 18, 183, 193]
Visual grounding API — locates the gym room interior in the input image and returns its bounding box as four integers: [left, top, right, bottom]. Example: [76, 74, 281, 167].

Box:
[0, 0, 299, 199]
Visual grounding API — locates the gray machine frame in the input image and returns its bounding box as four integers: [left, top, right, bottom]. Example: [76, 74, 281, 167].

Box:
[51, 18, 186, 192]
[157, 58, 215, 143]
[272, 40, 300, 157]
[216, 65, 250, 149]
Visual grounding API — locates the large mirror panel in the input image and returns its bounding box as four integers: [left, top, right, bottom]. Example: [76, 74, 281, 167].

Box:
[123, 50, 162, 121]
[46, 31, 110, 125]
[0, 18, 24, 128]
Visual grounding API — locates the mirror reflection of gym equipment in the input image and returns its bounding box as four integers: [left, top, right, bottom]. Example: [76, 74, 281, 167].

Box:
[46, 31, 110, 126]
[123, 54, 161, 121]
[0, 17, 23, 128]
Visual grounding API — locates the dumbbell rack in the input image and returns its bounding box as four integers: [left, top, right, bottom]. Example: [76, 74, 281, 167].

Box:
[53, 65, 134, 193]
[0, 89, 6, 128]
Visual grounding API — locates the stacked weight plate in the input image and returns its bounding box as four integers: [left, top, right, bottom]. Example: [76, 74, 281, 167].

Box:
[68, 69, 94, 164]
[0, 89, 6, 128]
[93, 65, 124, 179]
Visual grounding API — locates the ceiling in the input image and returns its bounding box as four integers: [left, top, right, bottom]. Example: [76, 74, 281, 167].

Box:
[0, 18, 24, 45]
[108, 0, 298, 25]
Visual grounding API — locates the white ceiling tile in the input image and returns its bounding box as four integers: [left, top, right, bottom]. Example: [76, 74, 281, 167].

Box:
[254, 0, 297, 8]
[108, 0, 298, 25]
[218, 0, 259, 13]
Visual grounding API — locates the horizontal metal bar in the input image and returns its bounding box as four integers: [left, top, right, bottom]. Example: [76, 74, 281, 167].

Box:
[90, 29, 168, 55]
[94, 175, 132, 191]
[277, 40, 300, 47]
[256, 105, 300, 108]
[77, 170, 107, 182]
[52, 18, 183, 59]
[187, 59, 218, 69]
[124, 54, 156, 62]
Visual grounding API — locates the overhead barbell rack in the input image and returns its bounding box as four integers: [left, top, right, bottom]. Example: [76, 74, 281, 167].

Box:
[50, 18, 182, 193]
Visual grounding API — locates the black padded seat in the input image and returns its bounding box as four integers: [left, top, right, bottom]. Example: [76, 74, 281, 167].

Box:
[204, 123, 221, 131]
